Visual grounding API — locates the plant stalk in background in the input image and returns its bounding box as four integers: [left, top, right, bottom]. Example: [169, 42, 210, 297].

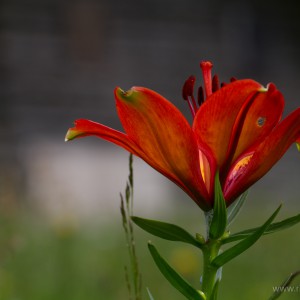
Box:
[120, 154, 142, 300]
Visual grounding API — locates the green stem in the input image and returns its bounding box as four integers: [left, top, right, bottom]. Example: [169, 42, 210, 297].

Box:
[201, 239, 221, 299]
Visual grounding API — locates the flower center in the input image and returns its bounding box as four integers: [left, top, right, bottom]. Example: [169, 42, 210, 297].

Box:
[182, 61, 219, 118]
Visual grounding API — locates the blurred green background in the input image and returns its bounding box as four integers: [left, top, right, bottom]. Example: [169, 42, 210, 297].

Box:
[1, 196, 300, 300]
[0, 0, 300, 299]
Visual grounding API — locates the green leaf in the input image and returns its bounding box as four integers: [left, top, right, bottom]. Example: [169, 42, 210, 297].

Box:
[147, 287, 155, 300]
[209, 172, 227, 239]
[227, 191, 248, 226]
[148, 242, 206, 300]
[268, 270, 300, 300]
[132, 216, 202, 248]
[212, 204, 282, 268]
[210, 280, 220, 300]
[223, 212, 300, 244]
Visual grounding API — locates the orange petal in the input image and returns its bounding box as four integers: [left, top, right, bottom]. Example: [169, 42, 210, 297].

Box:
[193, 79, 263, 169]
[115, 86, 211, 209]
[222, 83, 284, 174]
[65, 119, 142, 155]
[224, 108, 300, 203]
[66, 119, 207, 207]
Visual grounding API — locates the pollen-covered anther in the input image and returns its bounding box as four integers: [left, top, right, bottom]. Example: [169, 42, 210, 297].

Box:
[182, 75, 198, 117]
[198, 86, 204, 106]
[212, 75, 220, 92]
[182, 75, 196, 100]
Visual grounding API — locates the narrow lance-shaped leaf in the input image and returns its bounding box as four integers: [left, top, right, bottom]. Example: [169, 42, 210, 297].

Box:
[223, 212, 300, 244]
[209, 172, 227, 239]
[212, 204, 282, 268]
[210, 280, 220, 300]
[227, 191, 248, 226]
[132, 217, 202, 248]
[148, 242, 206, 300]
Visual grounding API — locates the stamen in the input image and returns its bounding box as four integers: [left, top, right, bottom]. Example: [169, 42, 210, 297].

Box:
[197, 86, 204, 106]
[182, 75, 197, 117]
[182, 75, 195, 100]
[200, 61, 213, 99]
[212, 75, 220, 92]
[230, 77, 237, 82]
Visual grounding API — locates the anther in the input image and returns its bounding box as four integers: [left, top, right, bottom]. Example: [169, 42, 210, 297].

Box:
[197, 86, 204, 106]
[200, 61, 213, 99]
[182, 75, 196, 100]
[212, 75, 220, 93]
[182, 75, 197, 117]
[230, 77, 237, 82]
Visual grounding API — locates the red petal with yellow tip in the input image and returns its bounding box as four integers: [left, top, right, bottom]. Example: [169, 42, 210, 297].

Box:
[65, 119, 143, 156]
[224, 108, 300, 202]
[115, 87, 211, 209]
[193, 80, 262, 169]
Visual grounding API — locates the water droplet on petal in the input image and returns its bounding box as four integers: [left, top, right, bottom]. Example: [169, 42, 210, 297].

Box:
[257, 117, 266, 127]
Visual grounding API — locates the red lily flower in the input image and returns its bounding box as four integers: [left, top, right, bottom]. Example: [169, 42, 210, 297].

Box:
[65, 61, 300, 211]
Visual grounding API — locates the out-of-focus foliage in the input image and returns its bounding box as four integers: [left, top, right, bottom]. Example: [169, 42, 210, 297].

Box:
[0, 203, 300, 300]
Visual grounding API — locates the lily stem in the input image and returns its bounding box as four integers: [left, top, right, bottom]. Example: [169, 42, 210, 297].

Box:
[201, 239, 221, 299]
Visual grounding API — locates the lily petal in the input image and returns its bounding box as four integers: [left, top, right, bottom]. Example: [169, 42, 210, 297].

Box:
[193, 79, 263, 169]
[66, 119, 209, 208]
[224, 108, 300, 202]
[115, 86, 211, 209]
[65, 119, 141, 156]
[222, 83, 284, 174]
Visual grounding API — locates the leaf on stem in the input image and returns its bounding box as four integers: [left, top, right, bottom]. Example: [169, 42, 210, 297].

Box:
[209, 172, 227, 239]
[148, 242, 206, 300]
[227, 191, 248, 226]
[223, 212, 300, 244]
[132, 216, 202, 248]
[210, 279, 220, 300]
[211, 204, 282, 268]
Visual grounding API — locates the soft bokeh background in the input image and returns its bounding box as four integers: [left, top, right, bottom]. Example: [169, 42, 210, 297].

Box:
[0, 0, 300, 299]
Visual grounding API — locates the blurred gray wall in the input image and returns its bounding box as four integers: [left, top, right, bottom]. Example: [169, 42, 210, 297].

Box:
[0, 0, 299, 218]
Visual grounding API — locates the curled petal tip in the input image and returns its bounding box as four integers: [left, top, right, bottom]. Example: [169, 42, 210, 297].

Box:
[115, 86, 135, 100]
[65, 128, 84, 142]
[258, 86, 268, 92]
[259, 83, 277, 93]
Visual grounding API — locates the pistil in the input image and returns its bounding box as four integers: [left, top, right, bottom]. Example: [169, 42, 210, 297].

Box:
[200, 61, 213, 99]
